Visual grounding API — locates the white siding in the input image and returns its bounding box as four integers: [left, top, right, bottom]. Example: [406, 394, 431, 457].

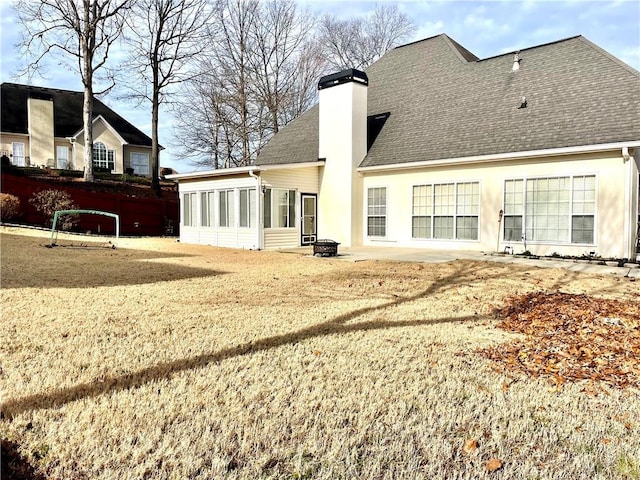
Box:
[362, 151, 632, 258]
[262, 166, 320, 249]
[178, 175, 260, 249]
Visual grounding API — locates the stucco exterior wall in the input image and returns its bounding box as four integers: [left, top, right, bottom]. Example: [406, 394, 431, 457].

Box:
[361, 150, 634, 259]
[27, 97, 55, 167]
[0, 133, 30, 165]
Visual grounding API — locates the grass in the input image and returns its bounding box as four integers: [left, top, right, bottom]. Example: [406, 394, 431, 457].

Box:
[1, 226, 639, 479]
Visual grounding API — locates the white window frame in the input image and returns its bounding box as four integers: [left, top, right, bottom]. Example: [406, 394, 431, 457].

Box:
[11, 142, 25, 166]
[93, 142, 115, 172]
[130, 152, 150, 176]
[412, 181, 480, 241]
[239, 188, 256, 228]
[56, 145, 70, 169]
[200, 191, 215, 227]
[367, 186, 387, 238]
[219, 189, 235, 228]
[183, 192, 197, 227]
[263, 188, 296, 229]
[503, 174, 597, 245]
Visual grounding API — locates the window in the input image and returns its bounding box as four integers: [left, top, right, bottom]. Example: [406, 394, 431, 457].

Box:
[11, 142, 25, 166]
[504, 175, 595, 244]
[412, 185, 432, 238]
[239, 188, 256, 228]
[412, 182, 479, 240]
[56, 146, 70, 169]
[130, 152, 149, 176]
[183, 192, 197, 227]
[367, 187, 386, 237]
[93, 142, 115, 171]
[264, 189, 296, 228]
[218, 190, 235, 227]
[200, 191, 215, 227]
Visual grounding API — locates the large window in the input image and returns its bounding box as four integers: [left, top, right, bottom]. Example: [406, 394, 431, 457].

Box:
[200, 191, 215, 227]
[130, 152, 149, 176]
[412, 182, 479, 240]
[239, 188, 256, 228]
[183, 192, 196, 227]
[504, 175, 595, 244]
[367, 187, 387, 237]
[219, 190, 235, 227]
[93, 142, 115, 171]
[264, 189, 296, 228]
[56, 146, 70, 169]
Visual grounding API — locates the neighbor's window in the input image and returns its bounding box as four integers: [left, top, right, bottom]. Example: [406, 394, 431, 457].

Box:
[412, 181, 479, 240]
[219, 190, 235, 227]
[93, 142, 115, 171]
[263, 188, 296, 228]
[239, 188, 256, 228]
[130, 152, 149, 176]
[367, 187, 386, 237]
[200, 191, 215, 227]
[183, 192, 197, 227]
[503, 175, 596, 244]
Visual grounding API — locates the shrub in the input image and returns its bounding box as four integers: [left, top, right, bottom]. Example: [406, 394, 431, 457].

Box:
[0, 193, 21, 222]
[29, 189, 79, 230]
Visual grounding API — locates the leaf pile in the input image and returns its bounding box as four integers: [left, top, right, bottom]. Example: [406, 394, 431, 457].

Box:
[479, 292, 640, 389]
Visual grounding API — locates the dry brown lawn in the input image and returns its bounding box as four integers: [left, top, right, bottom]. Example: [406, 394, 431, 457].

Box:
[1, 226, 639, 479]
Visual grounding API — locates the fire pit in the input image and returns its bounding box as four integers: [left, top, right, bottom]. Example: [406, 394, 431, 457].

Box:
[312, 239, 340, 257]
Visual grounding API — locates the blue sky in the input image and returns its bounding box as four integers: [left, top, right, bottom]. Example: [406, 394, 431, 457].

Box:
[1, 0, 639, 172]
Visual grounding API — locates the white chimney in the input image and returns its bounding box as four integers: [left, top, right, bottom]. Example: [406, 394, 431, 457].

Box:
[317, 69, 368, 247]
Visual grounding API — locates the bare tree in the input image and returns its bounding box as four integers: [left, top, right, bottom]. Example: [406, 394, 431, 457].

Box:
[174, 0, 322, 169]
[121, 0, 211, 195]
[15, 0, 133, 182]
[319, 4, 415, 71]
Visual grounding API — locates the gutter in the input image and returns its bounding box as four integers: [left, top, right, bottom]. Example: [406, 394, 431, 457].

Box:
[248, 169, 263, 250]
[358, 141, 640, 173]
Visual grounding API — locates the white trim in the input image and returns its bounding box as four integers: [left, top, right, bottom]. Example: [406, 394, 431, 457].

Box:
[167, 161, 325, 181]
[257, 161, 324, 171]
[70, 115, 129, 145]
[2, 132, 29, 138]
[167, 166, 258, 180]
[358, 141, 640, 173]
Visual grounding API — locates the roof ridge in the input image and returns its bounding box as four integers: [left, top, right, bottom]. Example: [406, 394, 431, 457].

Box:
[1, 82, 84, 95]
[440, 34, 479, 63]
[479, 35, 583, 62]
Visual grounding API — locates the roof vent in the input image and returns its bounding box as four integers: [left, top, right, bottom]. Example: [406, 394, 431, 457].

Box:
[518, 96, 527, 109]
[512, 52, 521, 72]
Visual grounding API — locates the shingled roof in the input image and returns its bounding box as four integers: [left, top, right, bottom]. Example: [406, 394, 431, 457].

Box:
[256, 34, 640, 168]
[0, 83, 153, 147]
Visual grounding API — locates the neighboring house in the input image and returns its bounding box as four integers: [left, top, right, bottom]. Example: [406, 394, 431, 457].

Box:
[0, 83, 157, 176]
[168, 34, 640, 259]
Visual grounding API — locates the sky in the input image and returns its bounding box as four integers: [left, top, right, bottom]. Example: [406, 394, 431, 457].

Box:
[1, 0, 639, 173]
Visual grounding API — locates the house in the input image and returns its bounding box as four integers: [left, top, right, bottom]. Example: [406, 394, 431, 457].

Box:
[168, 34, 640, 259]
[0, 83, 157, 176]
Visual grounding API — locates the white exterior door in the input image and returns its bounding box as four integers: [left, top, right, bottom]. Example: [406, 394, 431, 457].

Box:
[12, 142, 25, 166]
[56, 146, 70, 169]
[301, 193, 317, 245]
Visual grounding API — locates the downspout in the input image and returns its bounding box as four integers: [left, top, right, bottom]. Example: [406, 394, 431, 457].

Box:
[248, 169, 263, 250]
[622, 147, 635, 259]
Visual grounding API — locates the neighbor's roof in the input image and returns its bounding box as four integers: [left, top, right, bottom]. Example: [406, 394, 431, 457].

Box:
[0, 83, 153, 147]
[256, 34, 640, 168]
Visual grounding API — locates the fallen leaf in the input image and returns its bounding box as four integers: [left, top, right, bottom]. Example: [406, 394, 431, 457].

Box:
[462, 439, 478, 455]
[486, 458, 503, 473]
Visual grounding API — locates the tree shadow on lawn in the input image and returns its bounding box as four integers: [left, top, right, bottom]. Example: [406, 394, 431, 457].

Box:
[2, 262, 506, 419]
[0, 233, 227, 289]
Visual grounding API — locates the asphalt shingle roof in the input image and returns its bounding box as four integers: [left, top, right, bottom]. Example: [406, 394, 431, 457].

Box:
[256, 34, 640, 168]
[0, 83, 153, 147]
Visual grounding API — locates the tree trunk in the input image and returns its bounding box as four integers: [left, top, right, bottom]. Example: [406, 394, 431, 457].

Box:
[82, 44, 94, 182]
[151, 76, 161, 196]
